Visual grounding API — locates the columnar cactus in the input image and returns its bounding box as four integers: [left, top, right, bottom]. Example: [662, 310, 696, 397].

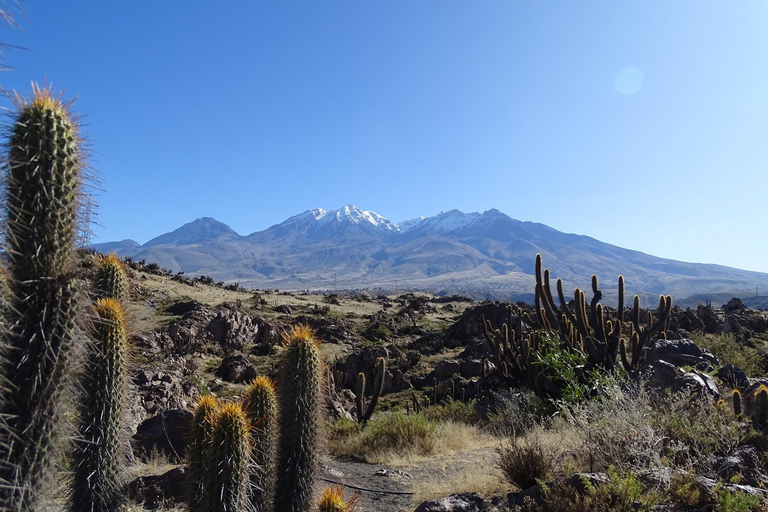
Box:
[210, 402, 251, 512]
[187, 396, 220, 511]
[733, 389, 743, 418]
[754, 386, 768, 428]
[94, 253, 128, 301]
[242, 377, 277, 512]
[72, 298, 128, 512]
[275, 325, 322, 512]
[0, 85, 84, 512]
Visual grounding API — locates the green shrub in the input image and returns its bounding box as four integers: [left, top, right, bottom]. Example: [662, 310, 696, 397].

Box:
[425, 399, 480, 425]
[691, 332, 767, 377]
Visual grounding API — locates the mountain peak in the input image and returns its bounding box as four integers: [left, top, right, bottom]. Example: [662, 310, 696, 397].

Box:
[144, 217, 238, 247]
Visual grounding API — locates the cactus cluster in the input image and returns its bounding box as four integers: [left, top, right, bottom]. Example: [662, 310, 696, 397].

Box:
[0, 85, 85, 512]
[187, 326, 323, 512]
[483, 253, 673, 393]
[317, 485, 359, 512]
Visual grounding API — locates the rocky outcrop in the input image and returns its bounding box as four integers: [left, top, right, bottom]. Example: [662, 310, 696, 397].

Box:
[413, 492, 484, 512]
[134, 369, 187, 415]
[128, 466, 188, 509]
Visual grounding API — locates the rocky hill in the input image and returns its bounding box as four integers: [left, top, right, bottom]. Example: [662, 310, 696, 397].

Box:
[94, 205, 768, 308]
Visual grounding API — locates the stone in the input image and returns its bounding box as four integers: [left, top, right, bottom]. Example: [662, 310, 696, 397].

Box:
[214, 354, 258, 383]
[206, 308, 260, 352]
[717, 364, 750, 390]
[434, 359, 461, 380]
[383, 368, 413, 394]
[644, 338, 720, 368]
[132, 409, 193, 462]
[459, 359, 493, 379]
[128, 466, 188, 509]
[414, 492, 484, 512]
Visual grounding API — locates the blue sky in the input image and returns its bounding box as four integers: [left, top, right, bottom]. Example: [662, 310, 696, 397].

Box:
[2, 2, 767, 273]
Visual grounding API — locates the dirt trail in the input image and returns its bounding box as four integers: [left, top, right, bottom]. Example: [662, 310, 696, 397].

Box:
[316, 445, 505, 512]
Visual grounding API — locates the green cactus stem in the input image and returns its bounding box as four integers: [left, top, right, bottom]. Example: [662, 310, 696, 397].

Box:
[733, 389, 743, 417]
[242, 377, 277, 512]
[275, 325, 322, 512]
[72, 298, 128, 512]
[94, 253, 128, 301]
[754, 386, 768, 428]
[187, 396, 220, 511]
[0, 85, 85, 512]
[210, 402, 251, 512]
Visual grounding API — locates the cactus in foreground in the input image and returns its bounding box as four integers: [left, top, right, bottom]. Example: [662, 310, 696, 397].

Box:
[72, 298, 128, 512]
[187, 396, 220, 511]
[242, 377, 277, 512]
[733, 389, 743, 417]
[754, 386, 768, 428]
[275, 325, 322, 512]
[317, 485, 360, 512]
[210, 402, 251, 512]
[0, 85, 84, 512]
[94, 253, 128, 301]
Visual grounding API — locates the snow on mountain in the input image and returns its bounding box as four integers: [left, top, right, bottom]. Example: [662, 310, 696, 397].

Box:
[405, 209, 482, 235]
[397, 216, 427, 232]
[254, 205, 399, 240]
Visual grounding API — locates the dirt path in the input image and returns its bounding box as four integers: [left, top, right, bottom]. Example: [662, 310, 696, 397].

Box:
[316, 445, 506, 512]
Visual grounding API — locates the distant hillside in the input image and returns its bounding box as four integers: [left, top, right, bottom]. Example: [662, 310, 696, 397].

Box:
[93, 205, 768, 308]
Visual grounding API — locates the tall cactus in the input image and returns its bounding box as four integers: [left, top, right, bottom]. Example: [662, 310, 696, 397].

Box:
[187, 396, 220, 511]
[210, 402, 251, 512]
[358, 358, 385, 424]
[93, 253, 127, 301]
[242, 377, 277, 512]
[72, 298, 128, 512]
[275, 325, 322, 512]
[0, 85, 85, 512]
[754, 386, 768, 428]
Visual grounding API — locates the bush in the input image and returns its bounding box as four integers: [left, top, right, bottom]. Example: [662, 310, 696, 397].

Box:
[497, 434, 559, 490]
[327, 413, 437, 462]
[691, 332, 767, 377]
[425, 399, 480, 426]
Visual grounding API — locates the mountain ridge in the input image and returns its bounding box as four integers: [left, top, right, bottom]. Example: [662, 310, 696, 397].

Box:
[93, 206, 768, 307]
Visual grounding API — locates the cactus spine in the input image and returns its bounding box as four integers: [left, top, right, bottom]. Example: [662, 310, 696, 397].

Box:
[210, 402, 251, 512]
[317, 485, 360, 512]
[0, 85, 84, 512]
[94, 253, 127, 301]
[187, 396, 220, 511]
[242, 377, 277, 512]
[275, 325, 322, 512]
[72, 298, 128, 512]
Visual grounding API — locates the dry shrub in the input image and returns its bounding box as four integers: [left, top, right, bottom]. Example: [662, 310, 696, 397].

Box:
[564, 381, 748, 475]
[498, 436, 556, 490]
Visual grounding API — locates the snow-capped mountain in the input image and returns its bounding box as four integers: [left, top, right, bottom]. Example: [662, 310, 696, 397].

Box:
[92, 206, 768, 306]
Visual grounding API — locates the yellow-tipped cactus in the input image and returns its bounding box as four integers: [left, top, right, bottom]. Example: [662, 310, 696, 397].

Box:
[242, 377, 277, 512]
[317, 485, 360, 512]
[275, 325, 322, 512]
[187, 396, 220, 511]
[754, 385, 768, 428]
[733, 389, 743, 418]
[210, 402, 251, 512]
[72, 298, 128, 512]
[94, 253, 128, 301]
[0, 84, 85, 512]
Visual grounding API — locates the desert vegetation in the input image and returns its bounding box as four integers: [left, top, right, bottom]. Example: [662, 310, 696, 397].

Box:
[2, 86, 768, 512]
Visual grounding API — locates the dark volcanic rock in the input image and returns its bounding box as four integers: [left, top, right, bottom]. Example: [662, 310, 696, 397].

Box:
[132, 409, 192, 461]
[645, 338, 719, 369]
[128, 466, 188, 509]
[206, 308, 260, 352]
[215, 354, 258, 383]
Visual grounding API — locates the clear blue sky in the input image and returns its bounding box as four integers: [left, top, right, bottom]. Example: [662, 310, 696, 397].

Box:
[2, 2, 767, 273]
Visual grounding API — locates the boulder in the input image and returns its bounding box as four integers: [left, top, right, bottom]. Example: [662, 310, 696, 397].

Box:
[644, 338, 719, 369]
[460, 359, 493, 379]
[128, 466, 188, 509]
[383, 368, 413, 394]
[214, 354, 258, 383]
[716, 364, 749, 390]
[132, 409, 192, 461]
[206, 308, 259, 352]
[434, 360, 461, 380]
[134, 369, 186, 415]
[414, 492, 484, 512]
